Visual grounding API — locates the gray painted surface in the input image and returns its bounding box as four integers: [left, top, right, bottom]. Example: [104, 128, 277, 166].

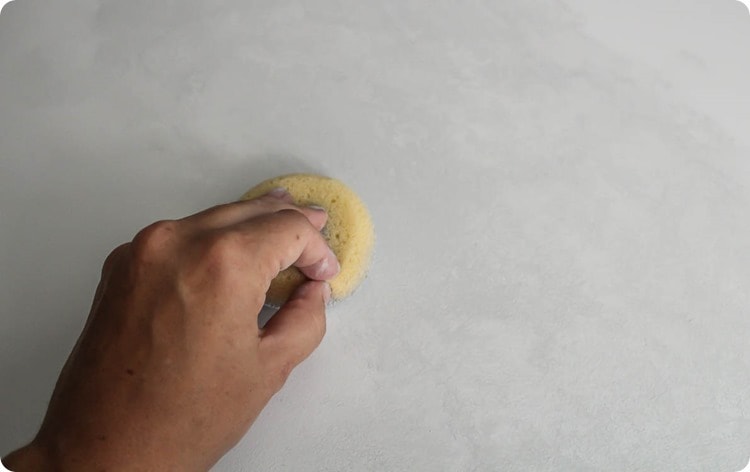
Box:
[1, 1, 750, 470]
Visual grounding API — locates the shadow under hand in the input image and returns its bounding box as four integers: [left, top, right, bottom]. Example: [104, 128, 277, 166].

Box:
[258, 304, 280, 329]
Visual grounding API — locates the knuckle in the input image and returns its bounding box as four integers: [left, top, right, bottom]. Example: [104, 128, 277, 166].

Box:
[267, 209, 312, 237]
[275, 208, 307, 224]
[102, 242, 129, 274]
[203, 231, 243, 270]
[131, 220, 178, 262]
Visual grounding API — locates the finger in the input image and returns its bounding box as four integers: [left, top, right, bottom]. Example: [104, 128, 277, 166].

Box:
[260, 281, 329, 385]
[235, 209, 340, 282]
[186, 188, 327, 230]
[265, 187, 295, 204]
[182, 188, 328, 231]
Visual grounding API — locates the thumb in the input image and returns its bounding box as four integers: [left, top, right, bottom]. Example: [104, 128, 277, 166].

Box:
[260, 281, 330, 384]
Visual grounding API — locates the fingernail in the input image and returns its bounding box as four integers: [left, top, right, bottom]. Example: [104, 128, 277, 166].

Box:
[307, 205, 326, 212]
[267, 187, 290, 198]
[323, 282, 332, 304]
[311, 247, 339, 280]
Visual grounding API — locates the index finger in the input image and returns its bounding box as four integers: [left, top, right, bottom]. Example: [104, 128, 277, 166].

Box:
[182, 190, 328, 232]
[234, 209, 340, 285]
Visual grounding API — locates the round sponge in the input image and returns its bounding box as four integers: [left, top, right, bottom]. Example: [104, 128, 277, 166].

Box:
[241, 174, 374, 305]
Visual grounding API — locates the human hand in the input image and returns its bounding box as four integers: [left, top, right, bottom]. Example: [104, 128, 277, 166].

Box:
[3, 188, 339, 471]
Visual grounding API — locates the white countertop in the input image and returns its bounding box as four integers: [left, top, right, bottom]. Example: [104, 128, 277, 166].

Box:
[1, 1, 750, 470]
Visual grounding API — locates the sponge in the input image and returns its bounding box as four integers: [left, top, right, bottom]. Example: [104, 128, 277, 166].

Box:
[241, 174, 374, 305]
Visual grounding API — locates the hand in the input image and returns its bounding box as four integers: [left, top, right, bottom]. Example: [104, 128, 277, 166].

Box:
[3, 189, 339, 471]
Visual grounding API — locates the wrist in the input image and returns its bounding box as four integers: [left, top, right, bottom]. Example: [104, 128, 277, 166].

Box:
[5, 433, 197, 472]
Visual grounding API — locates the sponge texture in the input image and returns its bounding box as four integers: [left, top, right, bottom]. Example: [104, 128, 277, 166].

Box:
[241, 174, 374, 305]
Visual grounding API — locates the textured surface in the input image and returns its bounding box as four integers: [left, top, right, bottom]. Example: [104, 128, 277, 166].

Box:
[1, 1, 750, 471]
[242, 174, 375, 304]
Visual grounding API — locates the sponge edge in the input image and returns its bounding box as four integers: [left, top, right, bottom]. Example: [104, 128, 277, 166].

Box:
[241, 174, 374, 305]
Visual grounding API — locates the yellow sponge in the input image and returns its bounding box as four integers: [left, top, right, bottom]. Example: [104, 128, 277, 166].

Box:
[241, 174, 374, 305]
